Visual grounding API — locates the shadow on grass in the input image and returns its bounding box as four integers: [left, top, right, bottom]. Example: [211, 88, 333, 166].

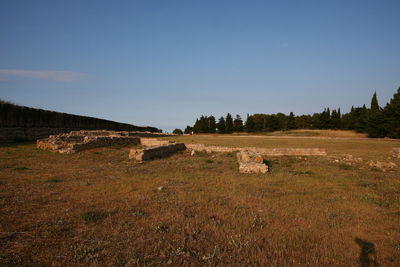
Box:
[0, 141, 35, 148]
[355, 238, 379, 267]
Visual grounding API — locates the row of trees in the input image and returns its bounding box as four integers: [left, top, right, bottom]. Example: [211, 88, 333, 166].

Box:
[0, 100, 161, 132]
[184, 87, 400, 138]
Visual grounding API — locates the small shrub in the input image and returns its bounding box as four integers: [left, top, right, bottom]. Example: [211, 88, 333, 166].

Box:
[14, 167, 28, 171]
[80, 210, 108, 222]
[339, 164, 352, 170]
[263, 159, 272, 172]
[46, 178, 62, 183]
[133, 210, 146, 216]
[205, 159, 213, 164]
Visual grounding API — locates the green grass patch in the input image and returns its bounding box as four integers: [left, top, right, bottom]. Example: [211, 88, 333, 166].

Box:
[205, 159, 213, 164]
[339, 164, 352, 170]
[289, 170, 314, 175]
[80, 210, 109, 222]
[133, 210, 146, 216]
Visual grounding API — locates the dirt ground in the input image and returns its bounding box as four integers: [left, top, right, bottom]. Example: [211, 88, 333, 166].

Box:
[1, 135, 399, 266]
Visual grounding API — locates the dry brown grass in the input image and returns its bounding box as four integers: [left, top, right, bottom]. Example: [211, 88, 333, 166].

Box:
[274, 129, 368, 138]
[0, 137, 399, 266]
[233, 129, 368, 138]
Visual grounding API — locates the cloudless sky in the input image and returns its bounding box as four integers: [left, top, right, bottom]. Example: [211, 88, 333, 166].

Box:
[1, 0, 399, 132]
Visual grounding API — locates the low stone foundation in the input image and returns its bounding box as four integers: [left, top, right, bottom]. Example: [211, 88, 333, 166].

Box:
[390, 148, 400, 158]
[36, 130, 171, 154]
[140, 138, 174, 147]
[186, 144, 327, 156]
[129, 143, 186, 161]
[236, 150, 268, 174]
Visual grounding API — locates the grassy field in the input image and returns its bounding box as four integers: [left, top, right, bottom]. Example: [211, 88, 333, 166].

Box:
[0, 135, 399, 266]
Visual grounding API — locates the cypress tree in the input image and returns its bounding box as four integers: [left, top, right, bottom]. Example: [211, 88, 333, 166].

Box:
[366, 92, 386, 137]
[225, 113, 234, 133]
[370, 92, 379, 111]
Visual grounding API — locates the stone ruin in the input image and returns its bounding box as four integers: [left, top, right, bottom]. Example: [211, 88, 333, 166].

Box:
[36, 130, 171, 154]
[36, 132, 400, 174]
[236, 150, 268, 174]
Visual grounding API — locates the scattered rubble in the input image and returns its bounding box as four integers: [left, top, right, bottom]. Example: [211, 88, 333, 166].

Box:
[333, 154, 363, 166]
[331, 153, 398, 172]
[36, 130, 171, 154]
[236, 150, 268, 174]
[367, 161, 397, 172]
[390, 148, 400, 158]
[129, 143, 186, 162]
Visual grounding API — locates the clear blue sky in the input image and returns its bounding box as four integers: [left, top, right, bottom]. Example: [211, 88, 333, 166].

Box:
[1, 0, 399, 132]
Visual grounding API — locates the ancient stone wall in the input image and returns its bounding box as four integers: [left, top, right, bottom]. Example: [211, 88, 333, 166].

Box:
[186, 144, 327, 156]
[35, 130, 174, 153]
[129, 143, 186, 161]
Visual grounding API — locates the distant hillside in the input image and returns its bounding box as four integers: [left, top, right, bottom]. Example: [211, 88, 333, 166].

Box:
[0, 100, 160, 132]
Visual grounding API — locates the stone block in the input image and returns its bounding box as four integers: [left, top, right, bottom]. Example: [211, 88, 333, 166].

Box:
[236, 150, 268, 174]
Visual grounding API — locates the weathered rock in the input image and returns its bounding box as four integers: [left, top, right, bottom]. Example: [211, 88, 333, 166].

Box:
[237, 151, 268, 174]
[238, 162, 268, 174]
[390, 148, 400, 158]
[129, 143, 186, 162]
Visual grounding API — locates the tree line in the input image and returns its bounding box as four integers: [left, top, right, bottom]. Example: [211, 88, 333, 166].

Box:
[0, 100, 161, 132]
[183, 87, 400, 138]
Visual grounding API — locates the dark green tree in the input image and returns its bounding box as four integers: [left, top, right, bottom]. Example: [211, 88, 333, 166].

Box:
[245, 114, 255, 132]
[287, 112, 297, 130]
[208, 116, 216, 133]
[184, 125, 193, 134]
[172, 128, 183, 135]
[225, 113, 234, 133]
[217, 116, 226, 133]
[331, 109, 341, 129]
[370, 92, 379, 111]
[233, 114, 243, 132]
[366, 92, 386, 137]
[383, 87, 400, 138]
